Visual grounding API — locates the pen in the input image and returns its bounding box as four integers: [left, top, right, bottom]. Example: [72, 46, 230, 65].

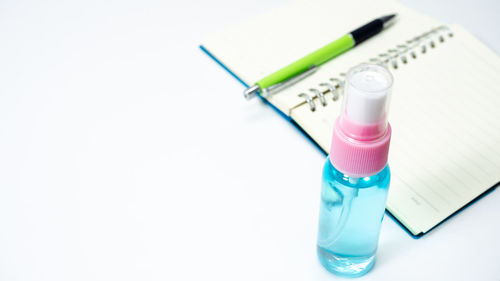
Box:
[243, 14, 397, 100]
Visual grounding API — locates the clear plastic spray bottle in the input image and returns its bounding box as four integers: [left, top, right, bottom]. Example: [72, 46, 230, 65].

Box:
[317, 64, 393, 277]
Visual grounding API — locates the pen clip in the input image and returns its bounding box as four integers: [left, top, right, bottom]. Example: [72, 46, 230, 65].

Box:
[261, 66, 319, 98]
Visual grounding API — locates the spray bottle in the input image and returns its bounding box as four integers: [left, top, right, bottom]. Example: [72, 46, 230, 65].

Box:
[317, 63, 393, 277]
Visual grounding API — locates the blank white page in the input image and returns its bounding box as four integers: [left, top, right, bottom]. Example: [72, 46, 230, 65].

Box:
[291, 25, 500, 235]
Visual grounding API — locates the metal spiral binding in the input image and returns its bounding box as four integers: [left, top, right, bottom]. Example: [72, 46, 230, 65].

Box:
[297, 25, 454, 112]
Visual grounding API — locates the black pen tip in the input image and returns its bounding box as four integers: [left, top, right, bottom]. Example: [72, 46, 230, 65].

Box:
[380, 14, 397, 23]
[380, 14, 397, 28]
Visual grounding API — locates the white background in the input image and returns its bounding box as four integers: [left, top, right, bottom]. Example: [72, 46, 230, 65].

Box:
[0, 0, 499, 280]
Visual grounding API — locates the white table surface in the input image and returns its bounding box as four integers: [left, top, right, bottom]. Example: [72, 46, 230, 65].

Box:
[1, 0, 499, 280]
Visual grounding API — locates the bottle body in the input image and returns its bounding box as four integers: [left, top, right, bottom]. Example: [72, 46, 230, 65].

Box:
[317, 157, 390, 277]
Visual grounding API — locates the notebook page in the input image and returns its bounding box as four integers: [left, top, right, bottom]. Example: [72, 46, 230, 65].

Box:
[290, 25, 500, 235]
[202, 0, 440, 114]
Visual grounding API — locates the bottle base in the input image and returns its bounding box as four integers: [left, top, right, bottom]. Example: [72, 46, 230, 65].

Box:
[317, 246, 375, 278]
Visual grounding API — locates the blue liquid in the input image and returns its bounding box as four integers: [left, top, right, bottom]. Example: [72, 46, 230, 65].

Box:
[317, 157, 390, 277]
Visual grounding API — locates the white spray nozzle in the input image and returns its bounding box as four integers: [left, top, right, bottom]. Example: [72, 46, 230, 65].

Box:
[340, 64, 393, 140]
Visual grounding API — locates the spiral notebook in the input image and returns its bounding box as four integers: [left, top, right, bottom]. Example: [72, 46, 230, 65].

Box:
[200, 0, 500, 236]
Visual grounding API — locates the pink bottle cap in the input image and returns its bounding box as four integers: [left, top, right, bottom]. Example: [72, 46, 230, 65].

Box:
[330, 64, 393, 177]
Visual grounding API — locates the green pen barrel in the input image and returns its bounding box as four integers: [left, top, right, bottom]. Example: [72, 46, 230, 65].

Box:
[257, 34, 355, 89]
